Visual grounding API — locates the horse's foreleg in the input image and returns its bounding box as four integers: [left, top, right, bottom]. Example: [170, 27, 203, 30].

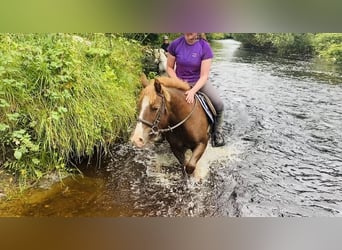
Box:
[185, 142, 207, 174]
[170, 146, 186, 166]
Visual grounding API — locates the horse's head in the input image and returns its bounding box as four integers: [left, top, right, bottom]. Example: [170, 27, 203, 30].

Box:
[153, 49, 163, 63]
[130, 76, 170, 147]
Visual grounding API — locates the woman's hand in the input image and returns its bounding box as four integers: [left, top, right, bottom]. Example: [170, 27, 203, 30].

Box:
[185, 89, 196, 104]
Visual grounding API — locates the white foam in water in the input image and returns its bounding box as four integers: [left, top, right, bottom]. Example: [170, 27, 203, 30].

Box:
[144, 142, 239, 184]
[144, 144, 182, 187]
[193, 143, 237, 181]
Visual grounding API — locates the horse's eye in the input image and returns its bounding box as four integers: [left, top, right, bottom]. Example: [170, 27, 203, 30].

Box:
[151, 106, 159, 111]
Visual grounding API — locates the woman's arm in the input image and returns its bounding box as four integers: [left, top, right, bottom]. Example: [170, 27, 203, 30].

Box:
[191, 58, 211, 93]
[185, 58, 212, 104]
[166, 53, 178, 79]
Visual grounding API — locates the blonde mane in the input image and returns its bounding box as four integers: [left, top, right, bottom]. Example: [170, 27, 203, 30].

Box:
[139, 77, 190, 106]
[155, 76, 191, 91]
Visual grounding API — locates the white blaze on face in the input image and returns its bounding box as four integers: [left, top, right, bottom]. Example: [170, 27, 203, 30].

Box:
[131, 96, 150, 147]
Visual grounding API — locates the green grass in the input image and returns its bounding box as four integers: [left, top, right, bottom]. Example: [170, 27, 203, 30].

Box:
[0, 33, 143, 188]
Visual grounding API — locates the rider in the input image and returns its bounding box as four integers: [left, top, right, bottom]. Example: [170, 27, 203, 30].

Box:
[166, 33, 225, 147]
[161, 35, 170, 52]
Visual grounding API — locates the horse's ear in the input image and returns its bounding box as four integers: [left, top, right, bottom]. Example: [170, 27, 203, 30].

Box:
[154, 78, 162, 94]
[140, 73, 150, 88]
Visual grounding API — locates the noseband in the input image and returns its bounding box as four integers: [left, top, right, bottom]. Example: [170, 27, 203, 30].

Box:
[138, 93, 197, 136]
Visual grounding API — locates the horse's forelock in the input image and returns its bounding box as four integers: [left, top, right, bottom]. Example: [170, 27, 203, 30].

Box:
[140, 85, 156, 105]
[139, 82, 171, 107]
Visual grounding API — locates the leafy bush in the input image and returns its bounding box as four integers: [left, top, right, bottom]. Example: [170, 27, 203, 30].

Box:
[233, 33, 314, 56]
[312, 33, 342, 64]
[232, 33, 342, 64]
[0, 33, 143, 187]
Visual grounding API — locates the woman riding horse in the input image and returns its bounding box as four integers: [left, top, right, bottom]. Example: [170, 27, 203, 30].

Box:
[167, 33, 225, 147]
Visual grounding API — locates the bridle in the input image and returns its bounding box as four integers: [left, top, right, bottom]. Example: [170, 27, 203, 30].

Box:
[138, 93, 197, 136]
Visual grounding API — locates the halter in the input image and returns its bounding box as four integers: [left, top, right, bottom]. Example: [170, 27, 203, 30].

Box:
[138, 93, 197, 136]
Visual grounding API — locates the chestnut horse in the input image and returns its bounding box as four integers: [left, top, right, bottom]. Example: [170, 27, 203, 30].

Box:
[130, 75, 210, 174]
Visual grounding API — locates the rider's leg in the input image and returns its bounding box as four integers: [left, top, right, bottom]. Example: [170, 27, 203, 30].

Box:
[199, 81, 225, 147]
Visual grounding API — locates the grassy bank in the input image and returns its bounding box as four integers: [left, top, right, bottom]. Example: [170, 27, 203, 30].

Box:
[0, 33, 143, 188]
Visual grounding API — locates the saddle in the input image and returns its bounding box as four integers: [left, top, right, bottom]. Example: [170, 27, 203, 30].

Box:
[196, 92, 217, 125]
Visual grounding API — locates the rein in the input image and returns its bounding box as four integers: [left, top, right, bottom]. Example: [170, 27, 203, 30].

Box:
[138, 93, 197, 135]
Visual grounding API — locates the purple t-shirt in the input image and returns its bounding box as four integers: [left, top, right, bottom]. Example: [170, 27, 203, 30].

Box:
[168, 36, 213, 84]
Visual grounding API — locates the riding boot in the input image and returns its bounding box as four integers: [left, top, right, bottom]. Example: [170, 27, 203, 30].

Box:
[212, 111, 225, 147]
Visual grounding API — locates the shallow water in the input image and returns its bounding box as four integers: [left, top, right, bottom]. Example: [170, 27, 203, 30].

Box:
[2, 39, 341, 217]
[211, 40, 342, 216]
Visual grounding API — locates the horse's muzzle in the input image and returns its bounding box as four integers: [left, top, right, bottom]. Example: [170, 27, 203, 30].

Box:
[130, 134, 145, 147]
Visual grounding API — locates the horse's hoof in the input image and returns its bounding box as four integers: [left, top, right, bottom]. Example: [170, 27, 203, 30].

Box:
[185, 165, 195, 175]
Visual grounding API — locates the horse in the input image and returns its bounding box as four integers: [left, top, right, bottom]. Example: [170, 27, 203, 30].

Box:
[153, 48, 168, 76]
[130, 74, 210, 175]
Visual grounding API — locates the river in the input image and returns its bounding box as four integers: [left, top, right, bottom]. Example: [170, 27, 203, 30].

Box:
[2, 39, 341, 217]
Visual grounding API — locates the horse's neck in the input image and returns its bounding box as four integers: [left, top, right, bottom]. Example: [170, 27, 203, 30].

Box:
[166, 88, 191, 121]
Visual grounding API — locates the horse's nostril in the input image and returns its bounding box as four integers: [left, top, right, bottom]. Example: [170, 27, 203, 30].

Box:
[135, 137, 145, 147]
[130, 133, 145, 147]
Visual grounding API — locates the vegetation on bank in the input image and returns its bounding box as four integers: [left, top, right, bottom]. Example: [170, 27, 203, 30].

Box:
[128, 32, 342, 65]
[311, 33, 342, 64]
[231, 33, 342, 64]
[0, 33, 143, 188]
